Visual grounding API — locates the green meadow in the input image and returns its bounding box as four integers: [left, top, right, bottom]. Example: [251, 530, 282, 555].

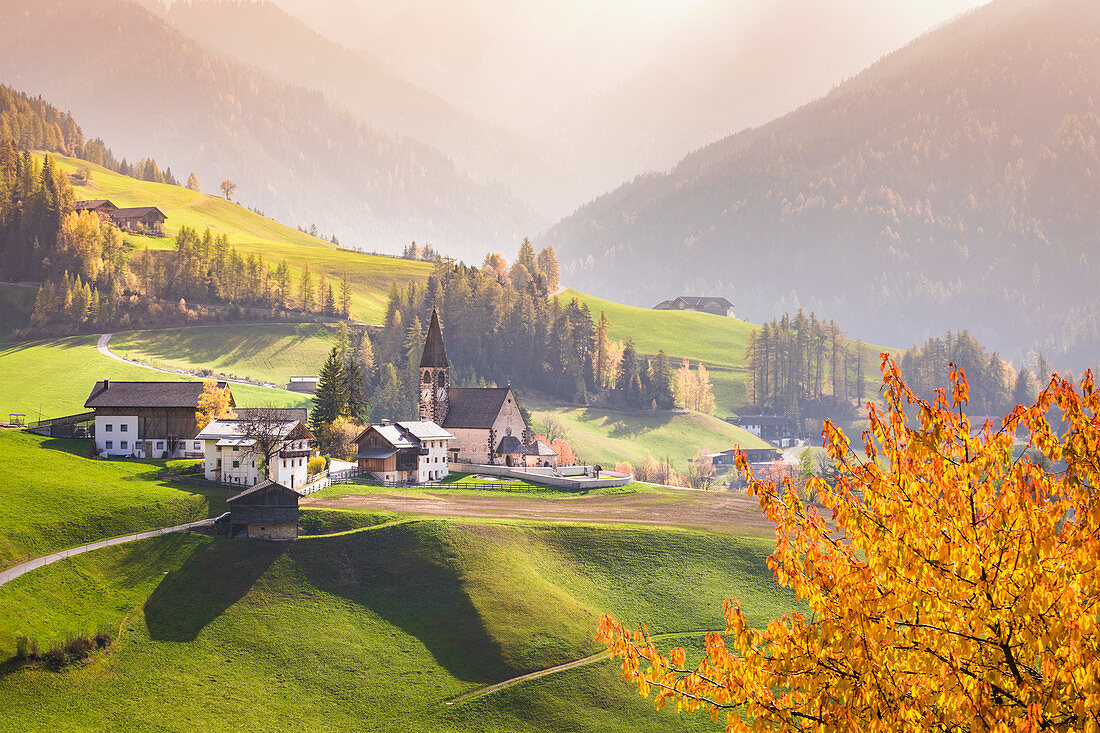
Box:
[0, 432, 224, 569]
[110, 322, 338, 386]
[0, 335, 310, 421]
[0, 518, 793, 732]
[48, 153, 432, 323]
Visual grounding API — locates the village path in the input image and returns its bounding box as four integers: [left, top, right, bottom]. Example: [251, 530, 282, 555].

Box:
[95, 333, 278, 389]
[0, 517, 216, 589]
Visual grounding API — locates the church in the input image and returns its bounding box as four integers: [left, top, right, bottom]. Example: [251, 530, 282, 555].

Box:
[418, 308, 532, 465]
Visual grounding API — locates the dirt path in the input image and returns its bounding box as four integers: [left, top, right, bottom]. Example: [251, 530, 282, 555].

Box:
[305, 487, 774, 535]
[0, 517, 216, 588]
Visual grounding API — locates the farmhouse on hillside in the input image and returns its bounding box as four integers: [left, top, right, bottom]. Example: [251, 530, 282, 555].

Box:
[417, 308, 552, 466]
[85, 379, 233, 458]
[728, 414, 798, 447]
[355, 419, 453, 483]
[652, 296, 735, 317]
[225, 480, 300, 540]
[74, 200, 167, 235]
[196, 414, 314, 489]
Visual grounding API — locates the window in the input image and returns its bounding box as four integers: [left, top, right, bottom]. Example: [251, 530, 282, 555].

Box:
[106, 441, 113, 449]
[135, 441, 143, 449]
[105, 424, 113, 432]
[121, 441, 128, 449]
[156, 441, 164, 450]
[232, 461, 239, 468]
[233, 446, 239, 452]
[194, 442, 200, 450]
[120, 424, 128, 432]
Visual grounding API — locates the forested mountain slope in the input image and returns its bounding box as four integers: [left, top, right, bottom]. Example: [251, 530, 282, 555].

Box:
[547, 0, 1100, 367]
[0, 0, 539, 259]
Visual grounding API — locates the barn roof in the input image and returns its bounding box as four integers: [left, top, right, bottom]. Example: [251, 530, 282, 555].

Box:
[85, 380, 232, 409]
[441, 387, 513, 430]
[74, 199, 116, 211]
[226, 479, 300, 503]
[419, 308, 449, 368]
[113, 206, 166, 221]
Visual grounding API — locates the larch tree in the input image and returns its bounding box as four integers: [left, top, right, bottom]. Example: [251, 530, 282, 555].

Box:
[219, 178, 236, 200]
[194, 379, 235, 429]
[185, 172, 201, 192]
[298, 262, 315, 312]
[599, 357, 1100, 731]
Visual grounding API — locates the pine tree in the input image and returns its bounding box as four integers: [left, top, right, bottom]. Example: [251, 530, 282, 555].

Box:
[310, 347, 347, 433]
[342, 358, 370, 421]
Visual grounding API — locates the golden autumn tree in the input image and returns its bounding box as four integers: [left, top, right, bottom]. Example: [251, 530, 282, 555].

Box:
[195, 379, 235, 429]
[599, 355, 1100, 731]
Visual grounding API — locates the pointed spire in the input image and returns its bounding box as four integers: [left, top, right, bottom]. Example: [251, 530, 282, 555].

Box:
[419, 307, 449, 368]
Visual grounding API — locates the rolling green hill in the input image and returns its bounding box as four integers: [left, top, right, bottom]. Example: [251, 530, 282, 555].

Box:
[0, 335, 310, 422]
[47, 153, 432, 323]
[0, 432, 222, 569]
[109, 323, 338, 386]
[0, 518, 793, 732]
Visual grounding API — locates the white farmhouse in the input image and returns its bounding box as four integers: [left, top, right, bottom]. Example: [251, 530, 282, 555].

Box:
[196, 415, 314, 489]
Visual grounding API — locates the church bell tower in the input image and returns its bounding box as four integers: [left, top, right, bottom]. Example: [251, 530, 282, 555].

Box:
[419, 307, 450, 424]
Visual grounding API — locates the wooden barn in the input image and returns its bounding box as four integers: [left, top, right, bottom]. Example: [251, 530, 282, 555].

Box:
[84, 379, 234, 458]
[652, 296, 735, 317]
[225, 480, 300, 540]
[111, 206, 167, 235]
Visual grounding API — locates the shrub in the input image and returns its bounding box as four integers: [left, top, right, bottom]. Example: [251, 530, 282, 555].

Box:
[307, 455, 326, 475]
[94, 628, 113, 649]
[42, 645, 66, 671]
[14, 634, 38, 661]
[64, 633, 94, 661]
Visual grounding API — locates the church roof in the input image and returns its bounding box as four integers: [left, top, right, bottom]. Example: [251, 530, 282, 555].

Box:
[419, 308, 449, 368]
[495, 434, 528, 455]
[441, 387, 514, 429]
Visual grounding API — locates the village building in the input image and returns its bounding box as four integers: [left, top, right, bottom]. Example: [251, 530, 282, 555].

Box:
[225, 480, 300, 540]
[417, 308, 548, 466]
[111, 206, 167, 235]
[286, 376, 319, 394]
[85, 379, 233, 458]
[652, 296, 735, 317]
[525, 440, 559, 468]
[354, 420, 453, 483]
[704, 446, 783, 469]
[73, 199, 118, 216]
[727, 414, 798, 447]
[196, 416, 314, 489]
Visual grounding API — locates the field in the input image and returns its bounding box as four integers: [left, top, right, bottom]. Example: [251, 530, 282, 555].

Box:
[0, 431, 224, 569]
[109, 323, 338, 386]
[0, 517, 793, 732]
[48, 153, 432, 323]
[0, 335, 310, 421]
[530, 400, 770, 467]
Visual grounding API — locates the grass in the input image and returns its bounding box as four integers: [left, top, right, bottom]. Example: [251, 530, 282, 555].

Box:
[109, 323, 339, 386]
[310, 475, 659, 502]
[0, 519, 794, 731]
[530, 401, 771, 468]
[48, 153, 432, 323]
[0, 335, 310, 421]
[0, 431, 227, 569]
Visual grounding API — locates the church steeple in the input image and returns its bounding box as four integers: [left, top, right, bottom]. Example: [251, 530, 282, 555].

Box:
[419, 308, 450, 424]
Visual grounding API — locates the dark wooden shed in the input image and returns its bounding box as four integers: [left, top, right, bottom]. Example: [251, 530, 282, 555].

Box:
[225, 480, 300, 540]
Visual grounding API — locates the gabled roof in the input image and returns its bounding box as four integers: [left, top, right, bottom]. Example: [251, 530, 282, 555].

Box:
[441, 387, 515, 430]
[226, 479, 299, 503]
[654, 296, 734, 310]
[112, 206, 166, 220]
[731, 414, 791, 426]
[195, 418, 313, 442]
[527, 440, 558, 456]
[495, 434, 528, 455]
[396, 420, 453, 441]
[74, 199, 116, 211]
[85, 380, 232, 409]
[419, 308, 449, 368]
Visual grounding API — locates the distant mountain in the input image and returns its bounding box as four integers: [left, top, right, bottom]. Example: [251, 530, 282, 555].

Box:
[159, 0, 572, 219]
[546, 0, 1100, 367]
[0, 0, 540, 259]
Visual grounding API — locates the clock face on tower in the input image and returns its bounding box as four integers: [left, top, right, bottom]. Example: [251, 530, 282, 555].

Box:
[421, 386, 432, 402]
[437, 386, 446, 401]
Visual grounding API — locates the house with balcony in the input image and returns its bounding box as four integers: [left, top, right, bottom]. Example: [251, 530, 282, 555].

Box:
[355, 420, 453, 484]
[196, 417, 314, 489]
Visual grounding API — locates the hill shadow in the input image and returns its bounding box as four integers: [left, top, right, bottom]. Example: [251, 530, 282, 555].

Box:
[145, 540, 285, 641]
[580, 406, 677, 439]
[292, 522, 516, 684]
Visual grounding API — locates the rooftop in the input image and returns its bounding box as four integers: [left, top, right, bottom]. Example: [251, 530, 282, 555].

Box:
[441, 387, 514, 429]
[85, 380, 232, 409]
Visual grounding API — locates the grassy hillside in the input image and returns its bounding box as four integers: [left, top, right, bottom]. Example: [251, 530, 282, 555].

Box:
[0, 432, 222, 569]
[0, 519, 792, 731]
[0, 335, 309, 421]
[48, 153, 432, 323]
[110, 323, 338, 386]
[530, 401, 769, 467]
